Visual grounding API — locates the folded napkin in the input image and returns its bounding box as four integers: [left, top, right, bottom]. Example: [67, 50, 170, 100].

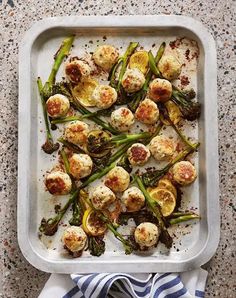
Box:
[38, 269, 207, 298]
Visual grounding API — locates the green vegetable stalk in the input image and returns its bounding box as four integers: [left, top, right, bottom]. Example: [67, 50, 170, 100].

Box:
[88, 236, 106, 257]
[39, 189, 79, 236]
[143, 122, 163, 145]
[128, 42, 166, 112]
[148, 50, 162, 78]
[169, 213, 200, 225]
[60, 148, 70, 174]
[109, 58, 123, 88]
[135, 175, 173, 248]
[51, 115, 86, 124]
[109, 42, 139, 92]
[37, 36, 74, 154]
[171, 90, 201, 121]
[142, 142, 200, 187]
[117, 42, 139, 91]
[51, 106, 115, 125]
[58, 137, 86, 154]
[69, 197, 84, 226]
[37, 78, 59, 154]
[42, 36, 75, 99]
[172, 86, 196, 101]
[69, 91, 120, 135]
[158, 103, 196, 150]
[86, 130, 151, 156]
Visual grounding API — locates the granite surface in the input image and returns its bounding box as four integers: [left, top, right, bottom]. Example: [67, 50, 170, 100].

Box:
[0, 0, 235, 297]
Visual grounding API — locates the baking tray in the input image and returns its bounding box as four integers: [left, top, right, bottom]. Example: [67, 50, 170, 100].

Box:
[18, 15, 219, 273]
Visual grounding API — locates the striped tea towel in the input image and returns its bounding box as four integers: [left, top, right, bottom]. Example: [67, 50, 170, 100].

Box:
[38, 269, 207, 298]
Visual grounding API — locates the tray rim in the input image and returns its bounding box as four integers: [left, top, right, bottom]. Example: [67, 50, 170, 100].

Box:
[18, 15, 220, 273]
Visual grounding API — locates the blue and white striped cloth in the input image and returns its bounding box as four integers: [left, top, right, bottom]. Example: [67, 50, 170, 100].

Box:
[39, 269, 207, 298]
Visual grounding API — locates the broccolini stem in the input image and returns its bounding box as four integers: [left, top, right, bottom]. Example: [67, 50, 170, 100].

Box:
[37, 78, 52, 141]
[111, 131, 151, 146]
[158, 103, 196, 150]
[148, 51, 162, 78]
[135, 175, 173, 248]
[58, 137, 86, 154]
[108, 143, 133, 164]
[60, 148, 70, 174]
[169, 214, 200, 225]
[51, 115, 84, 124]
[116, 42, 139, 91]
[105, 222, 133, 254]
[39, 189, 79, 235]
[80, 161, 116, 189]
[109, 58, 123, 88]
[170, 211, 197, 218]
[143, 42, 165, 90]
[43, 35, 75, 96]
[171, 123, 196, 150]
[143, 122, 163, 145]
[37, 77, 59, 154]
[70, 96, 119, 135]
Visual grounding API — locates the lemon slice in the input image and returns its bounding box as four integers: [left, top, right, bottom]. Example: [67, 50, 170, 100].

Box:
[160, 100, 182, 125]
[149, 188, 176, 217]
[158, 178, 177, 198]
[129, 51, 149, 74]
[72, 78, 98, 107]
[82, 209, 107, 236]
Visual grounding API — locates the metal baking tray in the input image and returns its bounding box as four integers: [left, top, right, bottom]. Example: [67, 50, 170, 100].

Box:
[18, 15, 219, 273]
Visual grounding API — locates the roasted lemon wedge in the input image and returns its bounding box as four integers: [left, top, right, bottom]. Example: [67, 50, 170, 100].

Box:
[160, 100, 182, 125]
[82, 209, 107, 236]
[158, 178, 177, 198]
[129, 51, 149, 74]
[149, 188, 176, 217]
[72, 78, 98, 107]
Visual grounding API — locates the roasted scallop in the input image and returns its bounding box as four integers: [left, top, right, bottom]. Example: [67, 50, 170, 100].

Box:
[121, 186, 145, 212]
[45, 171, 72, 195]
[110, 107, 135, 132]
[62, 226, 87, 253]
[135, 98, 159, 125]
[127, 143, 150, 166]
[148, 78, 172, 103]
[149, 135, 176, 161]
[158, 55, 182, 81]
[90, 185, 116, 210]
[46, 94, 70, 119]
[65, 59, 91, 83]
[64, 121, 89, 146]
[105, 166, 130, 192]
[134, 222, 160, 249]
[93, 45, 119, 71]
[92, 85, 117, 109]
[69, 153, 93, 180]
[172, 161, 197, 185]
[121, 68, 145, 93]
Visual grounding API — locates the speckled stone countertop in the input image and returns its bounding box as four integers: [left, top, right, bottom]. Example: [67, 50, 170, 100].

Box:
[0, 0, 235, 297]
